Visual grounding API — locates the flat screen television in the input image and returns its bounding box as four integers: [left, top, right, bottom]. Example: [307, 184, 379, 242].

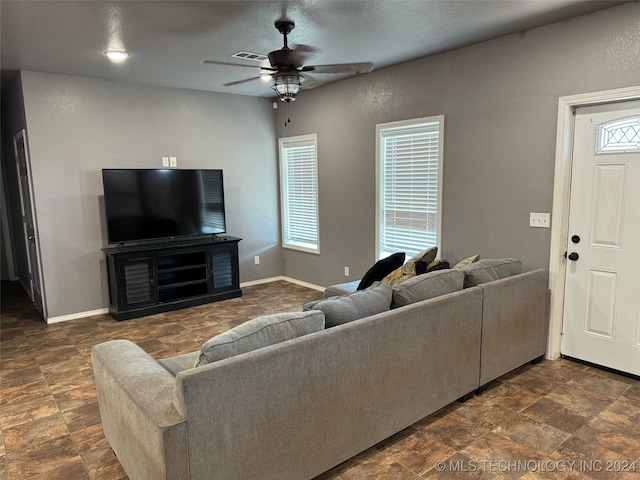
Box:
[102, 169, 226, 244]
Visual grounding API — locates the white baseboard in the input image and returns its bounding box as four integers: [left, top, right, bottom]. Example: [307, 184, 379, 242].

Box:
[47, 307, 109, 324]
[240, 276, 325, 292]
[47, 277, 323, 324]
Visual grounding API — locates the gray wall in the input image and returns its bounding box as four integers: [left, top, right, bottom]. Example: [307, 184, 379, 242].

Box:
[4, 3, 639, 318]
[17, 71, 280, 318]
[275, 2, 640, 288]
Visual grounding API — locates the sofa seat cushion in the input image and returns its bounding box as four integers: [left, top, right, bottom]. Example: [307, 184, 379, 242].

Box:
[304, 282, 392, 328]
[323, 280, 360, 298]
[194, 310, 325, 367]
[460, 258, 522, 287]
[158, 351, 199, 376]
[357, 252, 405, 290]
[391, 269, 465, 308]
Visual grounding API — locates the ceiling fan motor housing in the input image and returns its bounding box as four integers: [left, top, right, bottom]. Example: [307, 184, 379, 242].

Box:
[268, 49, 301, 70]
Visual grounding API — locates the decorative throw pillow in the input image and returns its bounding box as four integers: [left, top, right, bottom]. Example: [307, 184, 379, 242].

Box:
[426, 258, 450, 272]
[357, 252, 405, 290]
[391, 269, 465, 308]
[460, 258, 522, 287]
[453, 254, 480, 269]
[304, 282, 392, 328]
[406, 246, 438, 265]
[381, 261, 417, 287]
[415, 260, 428, 275]
[194, 310, 325, 367]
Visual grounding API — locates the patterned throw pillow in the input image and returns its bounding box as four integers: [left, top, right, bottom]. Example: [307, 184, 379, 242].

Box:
[453, 254, 480, 269]
[382, 261, 417, 287]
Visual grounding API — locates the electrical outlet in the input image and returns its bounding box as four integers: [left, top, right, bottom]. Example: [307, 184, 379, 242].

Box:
[254, 256, 260, 265]
[169, 156, 177, 167]
[529, 212, 550, 228]
[344, 266, 349, 277]
[162, 156, 169, 167]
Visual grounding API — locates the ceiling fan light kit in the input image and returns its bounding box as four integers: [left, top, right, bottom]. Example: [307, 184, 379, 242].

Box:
[273, 73, 301, 102]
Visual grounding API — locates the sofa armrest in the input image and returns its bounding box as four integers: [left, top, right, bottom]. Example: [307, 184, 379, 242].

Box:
[92, 339, 188, 480]
[478, 269, 549, 386]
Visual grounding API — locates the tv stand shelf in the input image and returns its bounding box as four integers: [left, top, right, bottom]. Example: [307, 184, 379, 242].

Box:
[102, 236, 242, 321]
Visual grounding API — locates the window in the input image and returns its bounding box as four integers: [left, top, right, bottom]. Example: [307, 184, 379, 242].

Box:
[279, 134, 319, 254]
[376, 116, 444, 259]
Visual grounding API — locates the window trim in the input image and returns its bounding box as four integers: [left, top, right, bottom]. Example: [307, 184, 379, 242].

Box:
[375, 115, 444, 260]
[278, 133, 320, 254]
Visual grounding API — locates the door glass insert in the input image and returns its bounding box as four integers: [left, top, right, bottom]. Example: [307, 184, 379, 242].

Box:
[597, 115, 640, 153]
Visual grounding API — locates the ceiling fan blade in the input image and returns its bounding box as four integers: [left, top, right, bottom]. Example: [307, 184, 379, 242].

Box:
[202, 60, 276, 72]
[290, 44, 319, 62]
[223, 75, 271, 87]
[301, 62, 374, 74]
[299, 73, 324, 90]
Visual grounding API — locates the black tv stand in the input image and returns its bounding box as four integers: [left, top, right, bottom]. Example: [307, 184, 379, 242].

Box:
[102, 236, 242, 321]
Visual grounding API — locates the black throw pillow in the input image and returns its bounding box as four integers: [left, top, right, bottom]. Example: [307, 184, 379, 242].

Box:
[415, 260, 428, 275]
[426, 259, 450, 272]
[357, 252, 406, 290]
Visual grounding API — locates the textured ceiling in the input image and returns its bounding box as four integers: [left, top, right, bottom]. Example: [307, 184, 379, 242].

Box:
[0, 0, 626, 97]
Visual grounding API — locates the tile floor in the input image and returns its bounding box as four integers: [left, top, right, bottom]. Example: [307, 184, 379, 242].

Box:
[1, 280, 639, 480]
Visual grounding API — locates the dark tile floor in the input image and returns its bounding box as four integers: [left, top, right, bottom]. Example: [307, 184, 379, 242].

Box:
[1, 280, 639, 480]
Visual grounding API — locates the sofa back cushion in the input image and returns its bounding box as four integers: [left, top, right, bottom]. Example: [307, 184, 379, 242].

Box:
[460, 258, 522, 287]
[304, 282, 392, 328]
[391, 269, 464, 308]
[194, 310, 325, 367]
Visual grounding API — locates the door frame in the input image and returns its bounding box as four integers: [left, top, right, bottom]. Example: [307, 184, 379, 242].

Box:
[12, 129, 47, 318]
[548, 85, 640, 359]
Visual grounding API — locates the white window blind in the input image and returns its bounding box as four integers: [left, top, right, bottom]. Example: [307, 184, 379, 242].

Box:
[377, 116, 444, 259]
[279, 134, 319, 254]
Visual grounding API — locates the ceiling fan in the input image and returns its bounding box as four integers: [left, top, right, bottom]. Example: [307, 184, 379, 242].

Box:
[202, 20, 374, 103]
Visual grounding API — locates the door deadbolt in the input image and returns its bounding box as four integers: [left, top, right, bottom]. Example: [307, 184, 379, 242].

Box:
[571, 235, 580, 244]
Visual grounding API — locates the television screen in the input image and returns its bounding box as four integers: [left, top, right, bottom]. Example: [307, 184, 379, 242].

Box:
[102, 169, 226, 244]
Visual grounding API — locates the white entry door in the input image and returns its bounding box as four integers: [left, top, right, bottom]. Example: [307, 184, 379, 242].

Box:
[561, 100, 640, 376]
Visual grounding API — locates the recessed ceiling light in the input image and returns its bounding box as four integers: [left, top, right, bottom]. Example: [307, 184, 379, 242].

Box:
[104, 50, 129, 62]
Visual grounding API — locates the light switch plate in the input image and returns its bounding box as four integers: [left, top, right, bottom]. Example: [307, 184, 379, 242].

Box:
[162, 156, 169, 167]
[529, 212, 550, 228]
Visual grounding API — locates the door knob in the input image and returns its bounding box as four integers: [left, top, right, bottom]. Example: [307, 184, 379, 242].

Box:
[567, 252, 579, 261]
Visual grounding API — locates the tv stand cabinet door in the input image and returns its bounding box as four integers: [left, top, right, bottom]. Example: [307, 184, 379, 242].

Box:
[113, 256, 157, 311]
[209, 242, 240, 293]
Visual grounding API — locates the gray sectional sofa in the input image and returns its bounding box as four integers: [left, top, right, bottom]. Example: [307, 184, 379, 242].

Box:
[92, 261, 549, 480]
